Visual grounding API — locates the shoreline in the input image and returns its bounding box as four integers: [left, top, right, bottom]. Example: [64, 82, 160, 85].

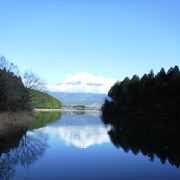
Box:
[33, 106, 101, 112]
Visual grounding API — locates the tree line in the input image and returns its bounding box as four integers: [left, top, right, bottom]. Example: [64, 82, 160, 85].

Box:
[101, 66, 180, 167]
[0, 56, 45, 111]
[102, 66, 180, 118]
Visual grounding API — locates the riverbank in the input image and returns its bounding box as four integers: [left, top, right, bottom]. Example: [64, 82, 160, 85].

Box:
[34, 105, 101, 112]
[0, 112, 33, 137]
[0, 112, 34, 122]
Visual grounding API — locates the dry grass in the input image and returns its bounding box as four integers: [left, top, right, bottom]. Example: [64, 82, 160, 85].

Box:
[0, 112, 34, 154]
[0, 112, 34, 135]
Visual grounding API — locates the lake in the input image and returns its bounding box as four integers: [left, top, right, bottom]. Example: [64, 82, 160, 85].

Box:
[0, 111, 180, 180]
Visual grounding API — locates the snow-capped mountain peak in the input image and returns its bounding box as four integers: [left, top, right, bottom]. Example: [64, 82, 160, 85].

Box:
[48, 72, 116, 94]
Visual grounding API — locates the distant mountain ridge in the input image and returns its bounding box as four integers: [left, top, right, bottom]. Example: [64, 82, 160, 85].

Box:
[49, 92, 107, 106]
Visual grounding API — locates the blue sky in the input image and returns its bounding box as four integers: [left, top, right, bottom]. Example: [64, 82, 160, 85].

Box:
[0, 0, 179, 85]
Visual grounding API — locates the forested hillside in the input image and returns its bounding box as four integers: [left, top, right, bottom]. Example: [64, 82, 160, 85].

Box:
[31, 90, 62, 109]
[0, 56, 61, 111]
[0, 58, 29, 111]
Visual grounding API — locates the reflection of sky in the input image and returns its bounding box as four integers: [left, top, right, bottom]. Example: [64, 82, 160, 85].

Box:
[39, 113, 110, 148]
[13, 113, 180, 180]
[43, 125, 110, 148]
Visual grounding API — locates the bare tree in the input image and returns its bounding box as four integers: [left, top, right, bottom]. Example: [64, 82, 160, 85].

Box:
[0, 56, 8, 69]
[23, 70, 47, 108]
[8, 63, 20, 76]
[0, 56, 20, 76]
[23, 70, 46, 92]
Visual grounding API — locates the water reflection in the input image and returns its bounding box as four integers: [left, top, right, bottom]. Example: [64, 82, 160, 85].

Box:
[42, 112, 110, 148]
[0, 131, 47, 179]
[0, 111, 180, 179]
[30, 112, 62, 130]
[0, 112, 61, 179]
[101, 113, 180, 168]
[0, 120, 28, 179]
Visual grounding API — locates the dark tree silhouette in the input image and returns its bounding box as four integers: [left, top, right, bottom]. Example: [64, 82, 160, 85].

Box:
[102, 66, 180, 167]
[0, 56, 47, 111]
[0, 56, 30, 111]
[102, 66, 180, 118]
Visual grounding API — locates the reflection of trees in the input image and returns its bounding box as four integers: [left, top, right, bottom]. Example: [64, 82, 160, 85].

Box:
[0, 112, 61, 179]
[0, 153, 16, 179]
[102, 113, 180, 168]
[17, 132, 47, 167]
[101, 66, 180, 167]
[0, 131, 47, 179]
[30, 112, 62, 130]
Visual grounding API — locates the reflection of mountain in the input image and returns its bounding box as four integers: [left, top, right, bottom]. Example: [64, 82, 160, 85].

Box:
[45, 125, 109, 148]
[43, 113, 110, 148]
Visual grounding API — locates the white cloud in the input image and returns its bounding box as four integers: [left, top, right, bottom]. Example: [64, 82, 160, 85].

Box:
[42, 125, 110, 149]
[48, 72, 116, 94]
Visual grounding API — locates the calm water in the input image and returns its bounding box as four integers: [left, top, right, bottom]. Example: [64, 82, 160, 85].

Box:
[0, 112, 180, 180]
